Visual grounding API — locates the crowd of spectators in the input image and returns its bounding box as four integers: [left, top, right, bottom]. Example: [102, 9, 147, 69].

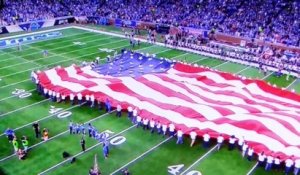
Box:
[0, 0, 299, 47]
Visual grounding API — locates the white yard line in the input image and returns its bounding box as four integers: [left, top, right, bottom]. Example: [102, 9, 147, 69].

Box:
[0, 39, 128, 78]
[0, 99, 49, 118]
[0, 79, 33, 89]
[0, 104, 83, 137]
[262, 72, 273, 80]
[0, 89, 35, 102]
[180, 145, 218, 175]
[235, 66, 251, 75]
[212, 61, 229, 69]
[172, 53, 190, 59]
[0, 110, 112, 162]
[110, 136, 174, 175]
[286, 79, 298, 90]
[191, 56, 208, 64]
[0, 35, 116, 69]
[38, 124, 137, 175]
[245, 162, 258, 175]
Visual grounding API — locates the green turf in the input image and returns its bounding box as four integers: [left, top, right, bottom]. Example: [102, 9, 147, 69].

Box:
[193, 147, 255, 175]
[0, 26, 299, 175]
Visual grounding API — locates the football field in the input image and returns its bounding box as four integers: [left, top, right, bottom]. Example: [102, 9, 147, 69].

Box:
[0, 26, 299, 175]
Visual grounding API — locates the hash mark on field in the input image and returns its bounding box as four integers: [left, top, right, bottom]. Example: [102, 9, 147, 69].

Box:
[262, 72, 273, 80]
[38, 124, 136, 175]
[235, 66, 250, 74]
[212, 61, 229, 68]
[110, 135, 174, 175]
[180, 145, 217, 175]
[286, 78, 298, 90]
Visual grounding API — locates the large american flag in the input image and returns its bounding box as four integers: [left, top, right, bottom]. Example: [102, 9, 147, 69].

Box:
[37, 51, 300, 160]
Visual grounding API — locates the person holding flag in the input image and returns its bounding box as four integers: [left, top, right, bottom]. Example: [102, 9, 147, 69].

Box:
[176, 129, 183, 144]
[116, 104, 122, 117]
[105, 98, 111, 113]
[217, 134, 224, 150]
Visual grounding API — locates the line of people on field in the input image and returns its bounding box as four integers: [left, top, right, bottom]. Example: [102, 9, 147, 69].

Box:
[69, 121, 110, 159]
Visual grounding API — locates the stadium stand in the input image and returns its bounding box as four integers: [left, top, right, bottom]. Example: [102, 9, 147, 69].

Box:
[0, 0, 299, 48]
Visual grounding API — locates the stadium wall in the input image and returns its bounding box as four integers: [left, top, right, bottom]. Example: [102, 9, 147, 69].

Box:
[0, 16, 75, 35]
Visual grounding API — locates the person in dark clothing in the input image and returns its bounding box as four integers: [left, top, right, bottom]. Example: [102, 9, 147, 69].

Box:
[32, 122, 40, 138]
[81, 137, 86, 152]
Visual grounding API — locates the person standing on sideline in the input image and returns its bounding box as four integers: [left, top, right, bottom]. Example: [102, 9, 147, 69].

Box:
[228, 135, 236, 150]
[189, 131, 197, 147]
[116, 104, 122, 117]
[132, 108, 138, 124]
[203, 132, 210, 148]
[242, 142, 248, 157]
[176, 129, 183, 144]
[32, 122, 40, 138]
[265, 153, 274, 171]
[217, 134, 224, 150]
[81, 137, 86, 152]
[294, 159, 300, 175]
[12, 137, 19, 153]
[258, 152, 266, 167]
